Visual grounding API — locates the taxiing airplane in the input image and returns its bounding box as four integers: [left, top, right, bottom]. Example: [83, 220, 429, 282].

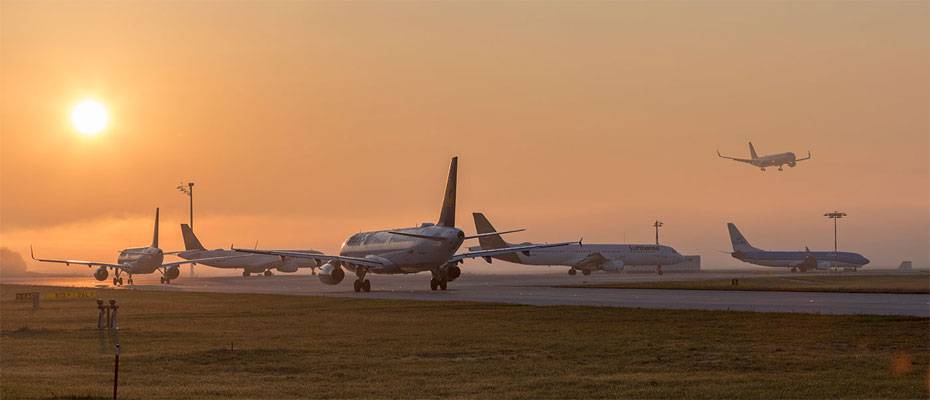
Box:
[727, 223, 869, 272]
[235, 157, 574, 292]
[717, 142, 811, 171]
[470, 213, 685, 275]
[31, 208, 234, 286]
[178, 223, 323, 277]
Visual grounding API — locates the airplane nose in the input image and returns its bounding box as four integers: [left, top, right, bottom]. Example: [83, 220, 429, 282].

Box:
[862, 256, 870, 265]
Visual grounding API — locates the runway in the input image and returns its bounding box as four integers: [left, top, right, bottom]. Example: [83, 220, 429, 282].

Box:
[4, 271, 928, 317]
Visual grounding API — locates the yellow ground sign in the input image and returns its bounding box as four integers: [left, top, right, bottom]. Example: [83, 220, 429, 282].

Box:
[15, 291, 97, 301]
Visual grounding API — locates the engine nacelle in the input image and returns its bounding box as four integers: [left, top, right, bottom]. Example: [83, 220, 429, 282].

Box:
[788, 161, 797, 167]
[446, 265, 462, 281]
[276, 259, 300, 273]
[318, 262, 345, 285]
[816, 260, 834, 270]
[94, 267, 109, 281]
[601, 260, 624, 272]
[165, 266, 181, 280]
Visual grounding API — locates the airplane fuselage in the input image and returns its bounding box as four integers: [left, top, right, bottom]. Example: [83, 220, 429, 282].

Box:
[489, 243, 684, 271]
[750, 152, 797, 168]
[178, 249, 319, 273]
[116, 246, 165, 275]
[338, 223, 465, 274]
[733, 250, 869, 270]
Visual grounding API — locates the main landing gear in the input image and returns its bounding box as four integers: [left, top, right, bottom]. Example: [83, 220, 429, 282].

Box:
[582, 269, 591, 276]
[568, 268, 577, 276]
[160, 276, 172, 284]
[430, 277, 447, 291]
[112, 277, 124, 286]
[264, 270, 273, 277]
[790, 267, 798, 273]
[353, 269, 371, 292]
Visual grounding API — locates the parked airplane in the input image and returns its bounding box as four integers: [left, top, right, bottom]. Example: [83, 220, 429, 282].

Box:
[717, 142, 811, 171]
[470, 213, 685, 275]
[235, 157, 574, 292]
[178, 224, 323, 277]
[31, 208, 234, 286]
[727, 223, 869, 272]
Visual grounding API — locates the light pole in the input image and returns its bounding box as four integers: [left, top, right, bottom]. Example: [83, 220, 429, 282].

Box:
[824, 211, 846, 257]
[177, 182, 195, 277]
[653, 220, 663, 245]
[653, 220, 664, 275]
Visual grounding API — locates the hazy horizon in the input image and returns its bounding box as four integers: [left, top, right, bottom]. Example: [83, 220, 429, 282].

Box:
[2, 1, 928, 273]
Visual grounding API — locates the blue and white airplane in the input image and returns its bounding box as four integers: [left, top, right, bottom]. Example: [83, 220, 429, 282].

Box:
[727, 223, 869, 272]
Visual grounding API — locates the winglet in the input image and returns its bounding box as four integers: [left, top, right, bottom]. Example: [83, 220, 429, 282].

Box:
[30, 245, 36, 260]
[579, 237, 584, 247]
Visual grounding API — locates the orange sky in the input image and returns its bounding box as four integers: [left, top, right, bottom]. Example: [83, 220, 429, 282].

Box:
[1, 1, 928, 273]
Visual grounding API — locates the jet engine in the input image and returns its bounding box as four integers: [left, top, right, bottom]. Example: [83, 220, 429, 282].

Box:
[788, 161, 797, 167]
[94, 267, 109, 281]
[318, 262, 345, 285]
[446, 265, 462, 281]
[601, 260, 624, 272]
[816, 260, 834, 270]
[165, 266, 181, 280]
[276, 259, 300, 273]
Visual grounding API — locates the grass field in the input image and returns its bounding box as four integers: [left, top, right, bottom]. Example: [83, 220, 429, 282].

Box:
[2, 284, 928, 399]
[564, 273, 930, 294]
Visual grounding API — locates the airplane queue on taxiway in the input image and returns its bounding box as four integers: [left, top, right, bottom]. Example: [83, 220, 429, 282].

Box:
[32, 149, 869, 290]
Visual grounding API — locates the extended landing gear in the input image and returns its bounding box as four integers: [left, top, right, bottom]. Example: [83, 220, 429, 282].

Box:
[112, 277, 124, 286]
[263, 270, 273, 277]
[581, 269, 591, 276]
[430, 278, 447, 291]
[128, 277, 134, 286]
[160, 276, 171, 284]
[778, 166, 784, 171]
[760, 167, 766, 171]
[242, 271, 250, 277]
[568, 269, 577, 276]
[354, 279, 371, 292]
[791, 267, 798, 273]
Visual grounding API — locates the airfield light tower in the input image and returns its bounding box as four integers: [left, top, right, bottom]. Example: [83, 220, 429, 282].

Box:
[824, 211, 846, 255]
[653, 220, 663, 245]
[177, 181, 195, 277]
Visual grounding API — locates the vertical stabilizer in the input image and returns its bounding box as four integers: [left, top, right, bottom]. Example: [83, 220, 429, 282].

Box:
[152, 208, 160, 249]
[748, 142, 759, 160]
[727, 223, 760, 252]
[437, 157, 458, 227]
[180, 224, 206, 251]
[472, 213, 510, 250]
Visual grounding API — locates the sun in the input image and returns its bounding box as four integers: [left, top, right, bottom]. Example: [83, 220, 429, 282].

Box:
[70, 99, 109, 136]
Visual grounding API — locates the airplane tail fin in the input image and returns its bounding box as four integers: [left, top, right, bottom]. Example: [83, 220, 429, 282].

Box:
[180, 224, 206, 251]
[152, 208, 160, 249]
[472, 213, 510, 250]
[437, 156, 458, 227]
[727, 223, 760, 252]
[748, 142, 758, 160]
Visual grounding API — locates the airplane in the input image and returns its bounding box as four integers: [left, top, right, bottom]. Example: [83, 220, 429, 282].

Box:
[178, 223, 323, 277]
[726, 222, 869, 272]
[469, 213, 685, 275]
[717, 142, 811, 171]
[31, 208, 236, 286]
[234, 157, 575, 292]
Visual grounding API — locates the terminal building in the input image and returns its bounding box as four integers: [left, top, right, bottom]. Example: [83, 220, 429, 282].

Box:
[624, 255, 701, 273]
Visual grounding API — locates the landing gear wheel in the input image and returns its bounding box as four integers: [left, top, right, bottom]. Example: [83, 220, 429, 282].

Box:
[354, 280, 361, 292]
[363, 279, 371, 292]
[439, 279, 447, 291]
[430, 278, 439, 291]
[242, 271, 250, 277]
[113, 278, 118, 286]
[568, 269, 577, 276]
[582, 270, 591, 276]
[160, 276, 165, 284]
[128, 278, 134, 286]
[118, 277, 124, 285]
[264, 270, 272, 277]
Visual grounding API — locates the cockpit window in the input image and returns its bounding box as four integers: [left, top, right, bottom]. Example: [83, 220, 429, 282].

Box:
[347, 233, 366, 246]
[364, 232, 388, 245]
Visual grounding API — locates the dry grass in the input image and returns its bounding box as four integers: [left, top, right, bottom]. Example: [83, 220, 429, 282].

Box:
[2, 284, 928, 399]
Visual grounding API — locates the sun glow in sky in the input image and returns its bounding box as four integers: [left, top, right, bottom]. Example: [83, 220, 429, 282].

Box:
[70, 99, 108, 136]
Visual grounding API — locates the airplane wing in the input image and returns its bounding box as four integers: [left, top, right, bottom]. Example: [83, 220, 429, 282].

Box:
[231, 248, 385, 268]
[30, 246, 127, 270]
[159, 255, 250, 269]
[573, 252, 610, 269]
[448, 241, 576, 264]
[795, 151, 812, 162]
[716, 150, 753, 163]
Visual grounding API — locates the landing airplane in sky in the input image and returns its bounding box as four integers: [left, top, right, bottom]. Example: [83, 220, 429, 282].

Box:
[470, 213, 685, 275]
[717, 142, 811, 171]
[235, 157, 574, 292]
[31, 208, 235, 286]
[178, 223, 323, 276]
[727, 223, 869, 272]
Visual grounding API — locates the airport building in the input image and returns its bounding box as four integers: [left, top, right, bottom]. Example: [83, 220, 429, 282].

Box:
[624, 255, 701, 273]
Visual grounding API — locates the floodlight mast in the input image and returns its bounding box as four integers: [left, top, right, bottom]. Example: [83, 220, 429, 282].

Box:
[824, 211, 846, 256]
